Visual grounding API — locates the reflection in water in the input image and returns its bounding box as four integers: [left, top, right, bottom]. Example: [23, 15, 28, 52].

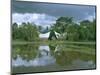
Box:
[12, 44, 38, 61]
[53, 44, 95, 67]
[38, 45, 50, 56]
[72, 59, 95, 69]
[12, 45, 56, 67]
[12, 44, 96, 73]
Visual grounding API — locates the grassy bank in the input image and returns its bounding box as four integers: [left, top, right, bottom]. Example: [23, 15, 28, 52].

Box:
[12, 40, 96, 45]
[12, 40, 96, 55]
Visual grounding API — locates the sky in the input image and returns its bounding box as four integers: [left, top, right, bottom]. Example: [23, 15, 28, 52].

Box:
[12, 0, 96, 27]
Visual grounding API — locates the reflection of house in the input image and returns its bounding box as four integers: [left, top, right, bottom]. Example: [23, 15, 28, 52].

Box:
[39, 31, 60, 40]
[38, 45, 50, 56]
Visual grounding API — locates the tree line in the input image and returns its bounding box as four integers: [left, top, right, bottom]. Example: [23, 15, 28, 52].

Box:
[12, 22, 39, 41]
[51, 17, 96, 41]
[12, 16, 96, 41]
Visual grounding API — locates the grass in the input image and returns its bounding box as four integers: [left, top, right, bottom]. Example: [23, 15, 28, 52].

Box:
[12, 40, 96, 55]
[62, 46, 95, 55]
[12, 40, 96, 45]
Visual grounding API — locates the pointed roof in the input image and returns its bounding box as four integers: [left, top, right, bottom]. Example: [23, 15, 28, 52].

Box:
[39, 32, 50, 38]
[39, 31, 60, 39]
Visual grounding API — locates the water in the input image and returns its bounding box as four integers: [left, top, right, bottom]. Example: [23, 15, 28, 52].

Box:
[12, 43, 96, 73]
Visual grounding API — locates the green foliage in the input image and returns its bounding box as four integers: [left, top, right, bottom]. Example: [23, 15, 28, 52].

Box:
[12, 44, 38, 61]
[12, 23, 18, 39]
[51, 16, 96, 41]
[48, 30, 57, 40]
[78, 19, 96, 41]
[52, 17, 73, 34]
[12, 16, 96, 42]
[12, 22, 39, 41]
[66, 24, 80, 41]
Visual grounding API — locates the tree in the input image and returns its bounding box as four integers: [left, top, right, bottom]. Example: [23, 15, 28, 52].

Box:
[48, 30, 57, 40]
[12, 23, 19, 40]
[52, 17, 73, 34]
[66, 23, 80, 41]
[52, 16, 80, 41]
[12, 22, 39, 41]
[79, 19, 96, 41]
[12, 44, 38, 61]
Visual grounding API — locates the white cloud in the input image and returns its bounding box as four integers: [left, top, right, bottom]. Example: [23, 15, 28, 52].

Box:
[84, 13, 95, 21]
[85, 15, 95, 21]
[12, 13, 57, 27]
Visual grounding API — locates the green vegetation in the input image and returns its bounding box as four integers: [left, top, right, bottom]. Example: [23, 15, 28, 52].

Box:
[12, 16, 96, 74]
[51, 17, 96, 41]
[12, 16, 96, 42]
[48, 30, 57, 40]
[12, 44, 38, 61]
[12, 43, 96, 74]
[12, 22, 39, 41]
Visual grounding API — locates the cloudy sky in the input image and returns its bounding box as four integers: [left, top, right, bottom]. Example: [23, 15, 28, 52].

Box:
[12, 0, 96, 27]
